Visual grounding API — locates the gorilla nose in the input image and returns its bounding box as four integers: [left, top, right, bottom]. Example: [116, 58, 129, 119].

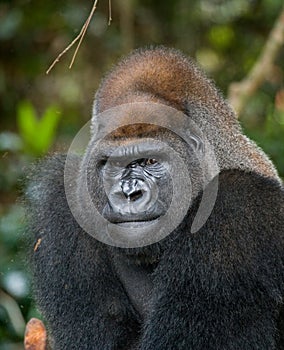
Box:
[121, 178, 144, 202]
[105, 177, 158, 219]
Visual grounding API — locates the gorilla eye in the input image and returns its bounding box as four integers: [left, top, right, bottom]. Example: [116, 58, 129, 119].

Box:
[146, 158, 158, 165]
[99, 159, 108, 168]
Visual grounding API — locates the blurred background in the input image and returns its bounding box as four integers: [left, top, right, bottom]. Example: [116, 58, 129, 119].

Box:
[0, 0, 283, 348]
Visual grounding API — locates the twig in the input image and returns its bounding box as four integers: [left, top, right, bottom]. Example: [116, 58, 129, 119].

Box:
[228, 6, 284, 116]
[108, 0, 112, 25]
[46, 0, 99, 74]
[69, 0, 99, 69]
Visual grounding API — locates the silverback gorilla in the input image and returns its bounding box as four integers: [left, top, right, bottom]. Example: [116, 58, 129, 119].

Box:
[26, 47, 284, 349]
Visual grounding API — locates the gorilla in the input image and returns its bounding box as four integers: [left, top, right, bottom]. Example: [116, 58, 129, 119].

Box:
[26, 47, 284, 350]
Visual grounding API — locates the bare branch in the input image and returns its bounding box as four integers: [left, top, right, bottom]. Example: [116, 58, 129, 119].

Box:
[46, 0, 100, 74]
[108, 0, 112, 26]
[69, 0, 99, 69]
[228, 6, 284, 116]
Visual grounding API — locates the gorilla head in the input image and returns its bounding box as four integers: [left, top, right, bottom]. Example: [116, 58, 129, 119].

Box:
[64, 47, 279, 249]
[64, 101, 219, 248]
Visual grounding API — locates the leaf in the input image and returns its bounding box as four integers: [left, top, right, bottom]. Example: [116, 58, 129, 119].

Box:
[35, 106, 61, 154]
[17, 101, 38, 146]
[17, 101, 61, 156]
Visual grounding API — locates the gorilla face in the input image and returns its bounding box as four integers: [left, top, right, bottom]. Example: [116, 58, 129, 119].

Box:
[80, 132, 185, 246]
[97, 140, 173, 227]
[102, 157, 168, 223]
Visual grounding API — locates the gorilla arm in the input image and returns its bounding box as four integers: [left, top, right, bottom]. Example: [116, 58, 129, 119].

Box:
[26, 155, 140, 350]
[138, 170, 284, 350]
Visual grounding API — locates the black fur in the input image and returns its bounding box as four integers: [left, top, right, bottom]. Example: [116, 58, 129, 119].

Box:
[26, 154, 284, 349]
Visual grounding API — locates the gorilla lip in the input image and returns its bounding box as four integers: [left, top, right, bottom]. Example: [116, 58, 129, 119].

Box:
[114, 217, 160, 228]
[107, 214, 161, 226]
[102, 200, 165, 224]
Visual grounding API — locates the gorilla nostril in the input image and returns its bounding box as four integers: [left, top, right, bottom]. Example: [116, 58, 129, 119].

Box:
[128, 190, 143, 202]
[123, 189, 143, 202]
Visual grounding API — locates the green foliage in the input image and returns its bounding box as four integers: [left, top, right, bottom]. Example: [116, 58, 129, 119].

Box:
[17, 101, 61, 157]
[0, 132, 24, 192]
[263, 109, 284, 175]
[0, 100, 61, 347]
[244, 106, 284, 177]
[0, 135, 36, 347]
[208, 25, 235, 51]
[0, 203, 30, 347]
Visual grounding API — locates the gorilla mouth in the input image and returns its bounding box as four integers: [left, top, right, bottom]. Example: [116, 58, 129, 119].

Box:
[102, 202, 164, 226]
[114, 217, 160, 228]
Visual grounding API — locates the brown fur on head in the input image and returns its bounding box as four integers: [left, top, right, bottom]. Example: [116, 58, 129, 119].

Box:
[94, 47, 235, 122]
[92, 47, 280, 180]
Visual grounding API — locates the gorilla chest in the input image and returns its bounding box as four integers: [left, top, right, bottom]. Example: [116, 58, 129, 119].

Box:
[113, 255, 156, 319]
